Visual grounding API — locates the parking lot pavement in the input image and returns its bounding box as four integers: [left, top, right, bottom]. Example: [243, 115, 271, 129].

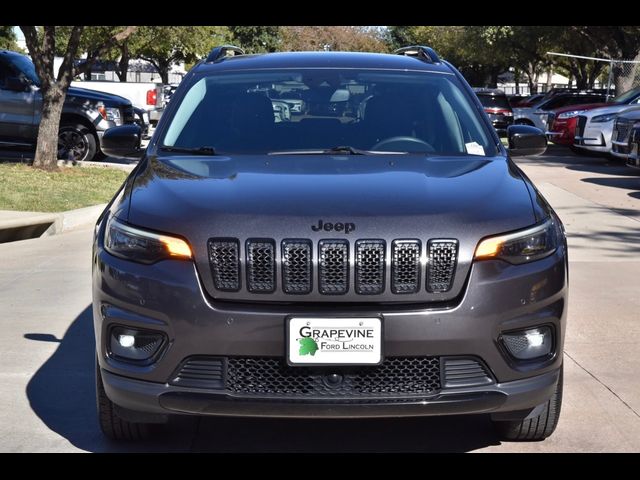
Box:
[0, 146, 639, 452]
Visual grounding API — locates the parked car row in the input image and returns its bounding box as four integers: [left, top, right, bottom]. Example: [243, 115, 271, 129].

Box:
[545, 86, 640, 170]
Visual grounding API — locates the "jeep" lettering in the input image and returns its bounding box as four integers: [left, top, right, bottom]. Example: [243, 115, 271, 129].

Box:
[311, 219, 356, 234]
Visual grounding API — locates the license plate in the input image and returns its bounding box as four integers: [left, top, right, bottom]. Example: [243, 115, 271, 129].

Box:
[287, 317, 383, 366]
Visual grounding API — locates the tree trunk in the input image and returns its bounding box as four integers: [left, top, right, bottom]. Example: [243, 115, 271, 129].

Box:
[546, 66, 553, 90]
[514, 69, 520, 95]
[116, 44, 130, 82]
[33, 85, 65, 170]
[613, 52, 640, 95]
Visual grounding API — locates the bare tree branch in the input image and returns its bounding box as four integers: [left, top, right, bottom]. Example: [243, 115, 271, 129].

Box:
[57, 26, 84, 86]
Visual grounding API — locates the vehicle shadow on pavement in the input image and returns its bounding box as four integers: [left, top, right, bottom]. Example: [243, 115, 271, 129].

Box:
[25, 305, 196, 452]
[25, 305, 502, 452]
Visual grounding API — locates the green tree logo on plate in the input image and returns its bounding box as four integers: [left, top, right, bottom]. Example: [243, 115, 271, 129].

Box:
[298, 337, 318, 356]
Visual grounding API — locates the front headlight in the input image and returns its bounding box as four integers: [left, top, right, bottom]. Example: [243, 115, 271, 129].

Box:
[98, 106, 123, 125]
[557, 110, 586, 119]
[474, 217, 561, 264]
[591, 113, 617, 123]
[104, 216, 192, 264]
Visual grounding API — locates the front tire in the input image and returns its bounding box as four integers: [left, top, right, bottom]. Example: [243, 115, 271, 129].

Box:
[58, 123, 97, 163]
[492, 366, 563, 441]
[96, 359, 150, 441]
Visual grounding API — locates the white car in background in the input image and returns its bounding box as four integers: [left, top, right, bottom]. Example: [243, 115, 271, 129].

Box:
[574, 101, 640, 155]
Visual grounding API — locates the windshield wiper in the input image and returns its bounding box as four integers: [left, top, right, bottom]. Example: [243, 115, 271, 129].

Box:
[159, 145, 216, 155]
[268, 146, 408, 155]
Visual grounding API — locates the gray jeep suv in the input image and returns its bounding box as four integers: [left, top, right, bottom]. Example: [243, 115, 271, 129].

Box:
[94, 46, 567, 443]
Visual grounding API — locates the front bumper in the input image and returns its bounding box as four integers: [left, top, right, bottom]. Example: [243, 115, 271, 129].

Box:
[574, 122, 614, 152]
[101, 366, 561, 418]
[93, 226, 568, 418]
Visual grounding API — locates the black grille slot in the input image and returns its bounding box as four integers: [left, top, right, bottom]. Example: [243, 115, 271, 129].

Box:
[391, 240, 421, 294]
[226, 356, 441, 398]
[319, 240, 349, 295]
[355, 240, 385, 295]
[282, 239, 312, 294]
[614, 118, 632, 142]
[246, 239, 276, 293]
[576, 115, 587, 138]
[442, 357, 494, 388]
[170, 357, 225, 389]
[208, 238, 240, 291]
[427, 240, 458, 293]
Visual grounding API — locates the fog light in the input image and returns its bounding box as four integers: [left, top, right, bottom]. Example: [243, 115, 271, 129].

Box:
[118, 334, 135, 348]
[109, 326, 165, 363]
[502, 326, 553, 360]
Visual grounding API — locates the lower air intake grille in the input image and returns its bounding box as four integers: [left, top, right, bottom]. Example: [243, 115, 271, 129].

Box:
[208, 238, 240, 291]
[170, 357, 224, 389]
[441, 357, 494, 388]
[355, 240, 385, 295]
[319, 240, 349, 295]
[614, 118, 632, 142]
[226, 356, 442, 397]
[282, 239, 312, 294]
[427, 240, 458, 293]
[391, 240, 421, 294]
[246, 239, 276, 293]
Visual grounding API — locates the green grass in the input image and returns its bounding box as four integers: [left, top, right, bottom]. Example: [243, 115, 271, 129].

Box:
[0, 163, 128, 212]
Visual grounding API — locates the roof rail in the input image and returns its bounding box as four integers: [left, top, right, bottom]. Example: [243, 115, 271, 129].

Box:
[394, 46, 441, 64]
[206, 45, 245, 63]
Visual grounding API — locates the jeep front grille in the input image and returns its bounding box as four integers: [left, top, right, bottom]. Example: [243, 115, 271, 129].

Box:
[427, 240, 458, 293]
[246, 239, 276, 293]
[208, 238, 241, 291]
[576, 115, 587, 138]
[319, 240, 349, 295]
[207, 237, 459, 297]
[391, 240, 421, 294]
[355, 240, 385, 295]
[282, 239, 312, 294]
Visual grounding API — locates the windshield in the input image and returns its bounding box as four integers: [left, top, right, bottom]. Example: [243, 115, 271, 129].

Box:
[8, 54, 40, 86]
[613, 87, 640, 104]
[161, 68, 496, 157]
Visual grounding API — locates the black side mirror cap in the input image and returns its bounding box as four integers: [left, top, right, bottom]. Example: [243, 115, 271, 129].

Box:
[100, 124, 144, 159]
[5, 76, 29, 92]
[507, 124, 547, 157]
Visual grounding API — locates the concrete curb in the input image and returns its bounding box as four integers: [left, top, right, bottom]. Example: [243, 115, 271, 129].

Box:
[57, 159, 136, 172]
[0, 203, 107, 242]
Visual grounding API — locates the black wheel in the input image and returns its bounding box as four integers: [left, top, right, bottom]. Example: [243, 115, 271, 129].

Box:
[96, 359, 150, 441]
[58, 123, 97, 162]
[492, 366, 563, 441]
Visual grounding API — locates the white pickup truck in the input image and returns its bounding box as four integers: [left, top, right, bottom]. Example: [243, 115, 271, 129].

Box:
[70, 80, 165, 126]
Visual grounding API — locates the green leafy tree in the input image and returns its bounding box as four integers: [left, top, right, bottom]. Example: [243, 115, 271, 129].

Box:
[134, 26, 229, 83]
[0, 26, 19, 50]
[228, 26, 280, 53]
[280, 26, 388, 52]
[19, 26, 137, 170]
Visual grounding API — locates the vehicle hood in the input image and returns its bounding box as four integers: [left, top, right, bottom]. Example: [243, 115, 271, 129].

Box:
[66, 86, 131, 106]
[124, 154, 540, 302]
[551, 103, 608, 114]
[583, 103, 638, 119]
[617, 105, 640, 120]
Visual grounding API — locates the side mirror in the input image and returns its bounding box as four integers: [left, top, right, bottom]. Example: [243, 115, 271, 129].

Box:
[5, 76, 29, 92]
[507, 124, 547, 157]
[100, 124, 144, 159]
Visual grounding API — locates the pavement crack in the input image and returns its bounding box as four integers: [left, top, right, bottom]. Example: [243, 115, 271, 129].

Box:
[564, 350, 640, 419]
